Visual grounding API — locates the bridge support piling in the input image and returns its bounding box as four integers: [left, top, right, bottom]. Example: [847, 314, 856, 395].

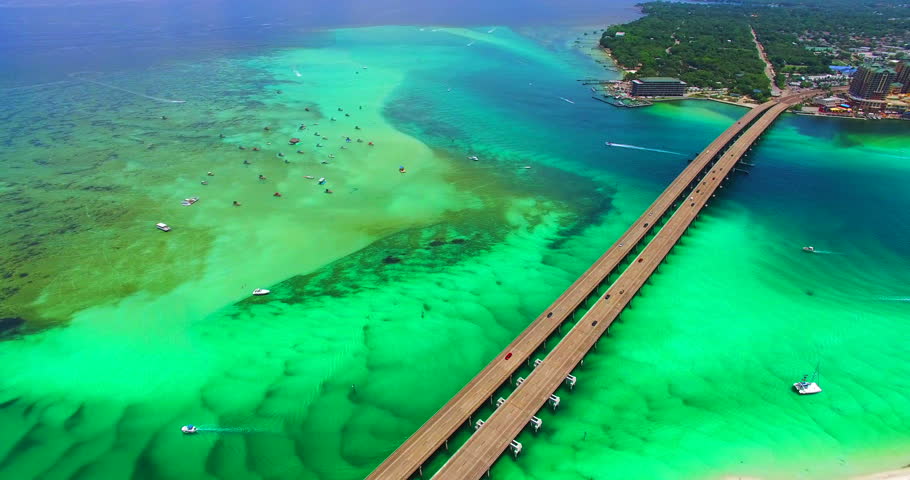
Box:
[366, 94, 823, 480]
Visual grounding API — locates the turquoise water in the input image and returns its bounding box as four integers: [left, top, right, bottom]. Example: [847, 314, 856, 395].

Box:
[1, 17, 908, 480]
[491, 115, 910, 480]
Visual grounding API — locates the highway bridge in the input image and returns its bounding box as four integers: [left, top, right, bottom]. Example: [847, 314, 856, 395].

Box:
[366, 90, 821, 480]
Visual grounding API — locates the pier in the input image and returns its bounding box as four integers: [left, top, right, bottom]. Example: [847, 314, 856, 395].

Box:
[365, 91, 820, 480]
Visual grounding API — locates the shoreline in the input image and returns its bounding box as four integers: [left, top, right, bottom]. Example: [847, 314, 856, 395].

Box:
[655, 96, 758, 109]
[795, 111, 907, 122]
[853, 467, 910, 480]
[575, 27, 910, 480]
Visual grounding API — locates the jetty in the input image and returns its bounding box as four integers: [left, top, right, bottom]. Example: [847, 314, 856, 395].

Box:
[365, 90, 822, 480]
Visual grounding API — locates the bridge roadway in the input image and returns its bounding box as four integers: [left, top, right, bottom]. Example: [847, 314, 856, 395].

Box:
[365, 100, 777, 480]
[431, 92, 818, 479]
[366, 91, 816, 480]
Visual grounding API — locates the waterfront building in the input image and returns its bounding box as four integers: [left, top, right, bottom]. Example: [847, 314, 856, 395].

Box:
[813, 96, 847, 107]
[630, 77, 687, 97]
[849, 64, 896, 100]
[848, 64, 897, 111]
[896, 60, 910, 94]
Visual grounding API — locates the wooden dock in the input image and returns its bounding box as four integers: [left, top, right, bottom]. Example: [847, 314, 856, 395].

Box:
[366, 91, 818, 480]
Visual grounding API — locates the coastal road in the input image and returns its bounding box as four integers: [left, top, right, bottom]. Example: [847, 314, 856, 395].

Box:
[751, 26, 783, 97]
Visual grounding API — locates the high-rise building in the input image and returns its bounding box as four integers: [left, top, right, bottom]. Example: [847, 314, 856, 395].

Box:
[848, 64, 896, 100]
[630, 77, 687, 97]
[895, 60, 910, 94]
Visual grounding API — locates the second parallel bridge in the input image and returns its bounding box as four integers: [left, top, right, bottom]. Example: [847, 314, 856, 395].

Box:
[367, 90, 820, 480]
[432, 93, 816, 479]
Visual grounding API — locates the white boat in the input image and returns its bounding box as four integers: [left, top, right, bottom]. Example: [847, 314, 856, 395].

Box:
[802, 246, 815, 253]
[252, 289, 270, 296]
[181, 425, 197, 434]
[794, 363, 822, 395]
[155, 222, 171, 232]
[181, 197, 199, 206]
[467, 155, 479, 161]
[318, 177, 326, 185]
[304, 175, 315, 179]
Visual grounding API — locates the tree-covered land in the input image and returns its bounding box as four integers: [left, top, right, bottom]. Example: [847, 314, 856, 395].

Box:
[601, 0, 910, 99]
[601, 3, 770, 99]
[748, 0, 909, 84]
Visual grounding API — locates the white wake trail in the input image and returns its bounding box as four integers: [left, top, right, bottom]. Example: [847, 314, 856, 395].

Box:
[605, 142, 685, 156]
[69, 72, 186, 103]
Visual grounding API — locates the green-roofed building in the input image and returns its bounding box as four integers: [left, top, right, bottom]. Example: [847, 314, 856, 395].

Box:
[631, 77, 687, 97]
[896, 60, 910, 94]
[849, 63, 896, 101]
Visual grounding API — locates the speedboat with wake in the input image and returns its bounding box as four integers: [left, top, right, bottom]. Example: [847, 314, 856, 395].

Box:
[802, 246, 815, 253]
[181, 425, 197, 434]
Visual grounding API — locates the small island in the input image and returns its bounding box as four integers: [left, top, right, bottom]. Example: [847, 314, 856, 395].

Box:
[594, 0, 910, 115]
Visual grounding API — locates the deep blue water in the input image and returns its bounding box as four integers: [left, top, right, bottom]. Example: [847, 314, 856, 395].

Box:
[0, 0, 642, 87]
